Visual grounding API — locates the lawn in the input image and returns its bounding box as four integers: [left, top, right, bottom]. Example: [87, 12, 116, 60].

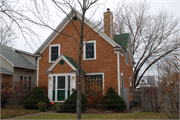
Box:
[20, 112, 167, 119]
[1, 106, 40, 119]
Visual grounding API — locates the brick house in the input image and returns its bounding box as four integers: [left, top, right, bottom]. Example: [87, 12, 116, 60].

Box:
[34, 8, 135, 103]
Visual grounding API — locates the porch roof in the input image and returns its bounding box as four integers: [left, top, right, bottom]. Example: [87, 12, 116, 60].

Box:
[0, 67, 13, 74]
[63, 54, 86, 74]
[46, 54, 86, 74]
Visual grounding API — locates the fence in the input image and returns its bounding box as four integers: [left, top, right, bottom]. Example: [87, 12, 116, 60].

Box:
[120, 88, 129, 110]
[134, 87, 174, 112]
[134, 90, 141, 107]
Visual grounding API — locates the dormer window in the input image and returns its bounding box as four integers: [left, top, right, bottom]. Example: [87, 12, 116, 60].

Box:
[84, 40, 96, 60]
[126, 49, 129, 65]
[49, 44, 60, 63]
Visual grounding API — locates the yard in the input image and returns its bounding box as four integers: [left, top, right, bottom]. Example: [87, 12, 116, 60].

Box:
[1, 106, 40, 119]
[19, 112, 167, 119]
[1, 106, 167, 119]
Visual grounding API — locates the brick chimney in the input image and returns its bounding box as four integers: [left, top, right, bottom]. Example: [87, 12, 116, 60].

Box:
[104, 8, 113, 39]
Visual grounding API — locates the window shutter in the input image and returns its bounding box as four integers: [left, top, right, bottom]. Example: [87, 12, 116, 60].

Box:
[28, 77, 31, 90]
[20, 76, 23, 89]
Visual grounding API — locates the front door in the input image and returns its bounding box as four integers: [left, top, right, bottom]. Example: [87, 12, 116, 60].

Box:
[52, 75, 70, 102]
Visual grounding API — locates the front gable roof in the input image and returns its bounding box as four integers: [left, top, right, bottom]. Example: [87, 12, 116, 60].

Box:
[0, 45, 37, 70]
[34, 8, 121, 55]
[0, 67, 13, 74]
[46, 54, 86, 74]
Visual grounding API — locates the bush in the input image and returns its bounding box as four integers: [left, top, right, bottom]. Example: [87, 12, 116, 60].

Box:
[53, 103, 64, 112]
[23, 87, 50, 109]
[63, 89, 87, 112]
[1, 79, 13, 107]
[37, 102, 48, 112]
[101, 87, 127, 111]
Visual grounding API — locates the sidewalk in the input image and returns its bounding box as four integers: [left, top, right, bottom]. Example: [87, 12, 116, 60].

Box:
[5, 109, 142, 119]
[5, 110, 55, 120]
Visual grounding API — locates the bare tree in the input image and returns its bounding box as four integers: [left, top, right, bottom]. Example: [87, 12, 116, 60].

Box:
[0, 22, 17, 47]
[0, 0, 41, 50]
[114, 1, 180, 88]
[158, 57, 179, 119]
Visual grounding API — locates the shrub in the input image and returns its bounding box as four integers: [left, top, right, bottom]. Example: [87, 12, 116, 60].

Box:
[53, 103, 64, 112]
[37, 102, 48, 112]
[63, 89, 87, 112]
[101, 87, 127, 111]
[23, 87, 50, 109]
[1, 79, 13, 107]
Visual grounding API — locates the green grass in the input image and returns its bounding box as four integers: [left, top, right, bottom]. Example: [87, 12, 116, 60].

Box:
[1, 106, 40, 119]
[20, 112, 167, 119]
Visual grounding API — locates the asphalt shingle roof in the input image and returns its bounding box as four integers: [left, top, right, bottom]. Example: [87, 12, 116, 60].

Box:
[63, 54, 86, 74]
[0, 67, 13, 74]
[114, 33, 129, 51]
[0, 45, 36, 70]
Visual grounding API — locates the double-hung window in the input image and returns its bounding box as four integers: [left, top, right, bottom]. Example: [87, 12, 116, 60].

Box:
[84, 41, 96, 60]
[20, 75, 31, 90]
[121, 73, 124, 88]
[49, 44, 60, 62]
[126, 49, 129, 65]
[130, 77, 132, 94]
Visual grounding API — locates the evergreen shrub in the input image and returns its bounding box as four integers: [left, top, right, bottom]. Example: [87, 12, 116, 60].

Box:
[23, 87, 50, 109]
[101, 87, 127, 111]
[63, 89, 87, 112]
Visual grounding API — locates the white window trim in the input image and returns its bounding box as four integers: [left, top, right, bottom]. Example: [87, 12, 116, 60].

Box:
[121, 73, 124, 88]
[83, 40, 96, 60]
[130, 77, 132, 94]
[22, 75, 30, 90]
[49, 44, 60, 63]
[48, 73, 76, 102]
[126, 49, 129, 66]
[85, 72, 104, 94]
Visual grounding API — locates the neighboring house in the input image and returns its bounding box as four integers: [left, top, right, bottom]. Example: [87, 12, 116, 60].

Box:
[136, 76, 159, 90]
[0, 44, 37, 104]
[34, 8, 135, 103]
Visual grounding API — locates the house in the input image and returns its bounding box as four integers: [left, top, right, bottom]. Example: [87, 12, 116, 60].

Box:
[0, 44, 37, 104]
[136, 76, 159, 90]
[34, 8, 135, 104]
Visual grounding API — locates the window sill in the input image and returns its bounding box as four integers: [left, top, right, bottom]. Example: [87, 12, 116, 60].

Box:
[126, 63, 129, 66]
[49, 61, 55, 63]
[84, 58, 96, 61]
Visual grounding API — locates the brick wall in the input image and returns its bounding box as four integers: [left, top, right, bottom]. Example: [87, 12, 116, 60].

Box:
[38, 19, 134, 101]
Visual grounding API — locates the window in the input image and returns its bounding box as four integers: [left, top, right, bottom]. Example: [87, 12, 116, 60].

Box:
[83, 74, 103, 95]
[20, 76, 31, 90]
[52, 75, 71, 102]
[121, 73, 124, 88]
[49, 44, 60, 62]
[73, 16, 78, 21]
[130, 77, 132, 94]
[60, 60, 64, 65]
[84, 41, 96, 60]
[126, 49, 129, 65]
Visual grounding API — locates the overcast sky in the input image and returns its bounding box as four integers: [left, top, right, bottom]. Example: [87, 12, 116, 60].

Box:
[13, 0, 180, 53]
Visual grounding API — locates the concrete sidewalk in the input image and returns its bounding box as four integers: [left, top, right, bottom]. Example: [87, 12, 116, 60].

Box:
[5, 109, 142, 119]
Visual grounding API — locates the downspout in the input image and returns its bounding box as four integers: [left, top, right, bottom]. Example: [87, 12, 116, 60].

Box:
[36, 57, 41, 86]
[117, 52, 121, 96]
